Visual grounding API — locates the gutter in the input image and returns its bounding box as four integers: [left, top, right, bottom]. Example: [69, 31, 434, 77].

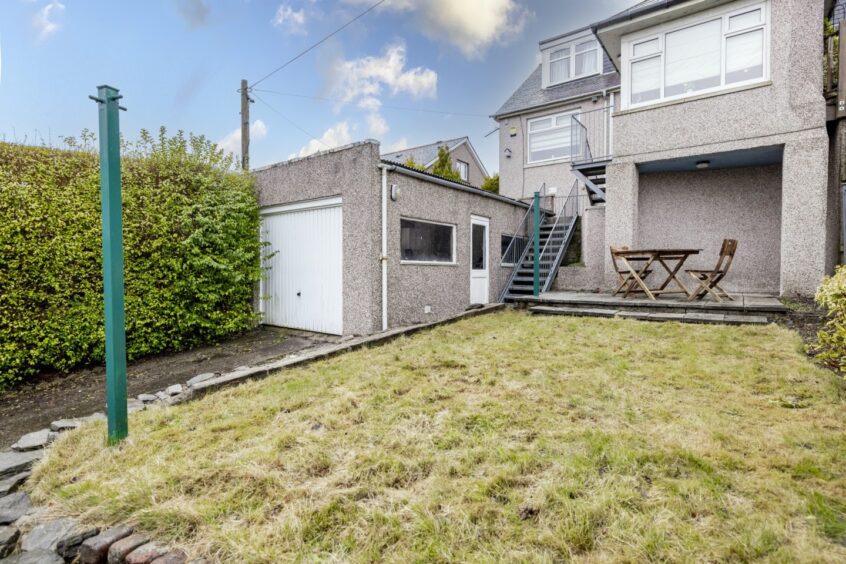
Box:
[385, 162, 529, 208]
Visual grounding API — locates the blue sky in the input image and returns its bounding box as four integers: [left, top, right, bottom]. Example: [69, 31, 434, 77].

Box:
[0, 0, 631, 173]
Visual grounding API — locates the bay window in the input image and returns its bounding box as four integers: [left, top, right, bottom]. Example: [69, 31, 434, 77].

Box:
[625, 2, 768, 108]
[527, 111, 579, 163]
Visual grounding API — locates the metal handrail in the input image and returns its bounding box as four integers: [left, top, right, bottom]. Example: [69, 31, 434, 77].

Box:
[571, 105, 614, 165]
[500, 198, 534, 266]
[536, 179, 581, 293]
[498, 185, 545, 302]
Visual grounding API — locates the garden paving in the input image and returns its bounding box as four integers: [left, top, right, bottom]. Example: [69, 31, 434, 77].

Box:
[0, 327, 333, 449]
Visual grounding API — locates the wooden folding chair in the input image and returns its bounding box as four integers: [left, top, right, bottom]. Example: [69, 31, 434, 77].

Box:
[610, 246, 652, 297]
[686, 239, 737, 302]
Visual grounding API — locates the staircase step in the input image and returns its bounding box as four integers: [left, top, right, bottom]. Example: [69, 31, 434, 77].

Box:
[527, 306, 768, 325]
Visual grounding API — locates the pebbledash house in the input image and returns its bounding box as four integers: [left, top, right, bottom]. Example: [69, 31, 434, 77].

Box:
[494, 0, 845, 300]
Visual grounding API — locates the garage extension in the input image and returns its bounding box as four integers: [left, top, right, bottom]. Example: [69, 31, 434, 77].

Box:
[253, 140, 528, 336]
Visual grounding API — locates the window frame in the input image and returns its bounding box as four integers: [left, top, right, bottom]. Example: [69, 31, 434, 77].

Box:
[526, 109, 581, 165]
[456, 159, 470, 181]
[545, 37, 600, 87]
[621, 0, 770, 110]
[399, 217, 457, 266]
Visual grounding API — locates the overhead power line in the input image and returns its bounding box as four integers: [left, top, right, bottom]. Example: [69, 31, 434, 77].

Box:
[252, 88, 490, 118]
[250, 0, 387, 89]
[252, 92, 330, 149]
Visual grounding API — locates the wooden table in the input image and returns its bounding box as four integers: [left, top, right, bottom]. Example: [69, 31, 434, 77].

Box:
[613, 248, 701, 300]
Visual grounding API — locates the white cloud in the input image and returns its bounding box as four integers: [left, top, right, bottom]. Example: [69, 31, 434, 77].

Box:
[331, 41, 437, 104]
[382, 137, 408, 153]
[217, 120, 268, 157]
[366, 113, 389, 136]
[343, 0, 527, 59]
[272, 4, 307, 34]
[291, 122, 351, 159]
[329, 42, 436, 141]
[33, 1, 65, 41]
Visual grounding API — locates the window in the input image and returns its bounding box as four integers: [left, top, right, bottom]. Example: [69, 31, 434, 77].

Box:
[501, 234, 527, 266]
[400, 219, 454, 263]
[527, 111, 579, 163]
[546, 38, 599, 86]
[624, 1, 768, 108]
[472, 224, 486, 270]
[456, 160, 469, 181]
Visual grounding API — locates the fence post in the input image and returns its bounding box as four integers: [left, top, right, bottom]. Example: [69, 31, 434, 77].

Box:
[533, 191, 540, 296]
[91, 85, 128, 445]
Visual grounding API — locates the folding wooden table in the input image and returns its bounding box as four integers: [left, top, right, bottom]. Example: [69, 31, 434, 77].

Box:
[612, 248, 701, 300]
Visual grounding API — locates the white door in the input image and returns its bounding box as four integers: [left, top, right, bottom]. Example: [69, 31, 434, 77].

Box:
[260, 197, 343, 335]
[470, 215, 489, 304]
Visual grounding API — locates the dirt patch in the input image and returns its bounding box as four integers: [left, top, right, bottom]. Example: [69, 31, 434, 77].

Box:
[0, 327, 331, 449]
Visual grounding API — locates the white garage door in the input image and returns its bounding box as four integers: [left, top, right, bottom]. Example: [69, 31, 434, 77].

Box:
[260, 197, 343, 335]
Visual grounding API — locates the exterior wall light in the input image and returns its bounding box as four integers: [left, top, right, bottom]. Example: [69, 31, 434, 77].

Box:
[505, 148, 513, 159]
[390, 183, 399, 201]
[696, 160, 711, 169]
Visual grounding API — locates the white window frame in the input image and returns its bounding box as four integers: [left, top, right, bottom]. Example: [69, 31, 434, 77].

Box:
[399, 217, 457, 266]
[543, 37, 601, 87]
[526, 109, 580, 165]
[456, 160, 469, 181]
[621, 0, 770, 110]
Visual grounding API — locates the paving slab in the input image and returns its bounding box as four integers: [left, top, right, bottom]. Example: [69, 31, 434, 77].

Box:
[0, 526, 19, 559]
[49, 419, 80, 433]
[0, 452, 41, 480]
[0, 474, 28, 497]
[0, 549, 64, 563]
[0, 493, 31, 525]
[20, 517, 77, 552]
[107, 533, 149, 564]
[11, 430, 56, 452]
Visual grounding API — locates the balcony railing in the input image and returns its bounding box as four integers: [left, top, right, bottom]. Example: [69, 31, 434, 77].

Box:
[571, 104, 614, 165]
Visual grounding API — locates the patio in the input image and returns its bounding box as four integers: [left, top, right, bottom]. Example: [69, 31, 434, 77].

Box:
[513, 290, 787, 325]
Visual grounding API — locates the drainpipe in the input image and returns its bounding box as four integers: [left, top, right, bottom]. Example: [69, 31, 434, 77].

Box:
[378, 164, 393, 332]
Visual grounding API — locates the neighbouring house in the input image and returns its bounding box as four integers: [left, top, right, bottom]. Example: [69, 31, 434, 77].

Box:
[381, 136, 489, 186]
[253, 141, 525, 336]
[494, 0, 844, 299]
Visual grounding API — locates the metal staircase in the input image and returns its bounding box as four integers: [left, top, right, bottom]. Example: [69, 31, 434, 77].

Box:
[499, 181, 582, 301]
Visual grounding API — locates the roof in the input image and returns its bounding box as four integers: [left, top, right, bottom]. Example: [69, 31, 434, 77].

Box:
[381, 159, 528, 208]
[381, 137, 468, 168]
[493, 58, 620, 119]
[593, 0, 672, 28]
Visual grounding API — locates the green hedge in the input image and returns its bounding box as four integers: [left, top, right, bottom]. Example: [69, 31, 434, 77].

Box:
[813, 265, 846, 375]
[0, 129, 262, 390]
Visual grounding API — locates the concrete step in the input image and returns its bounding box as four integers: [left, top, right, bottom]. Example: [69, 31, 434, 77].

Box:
[528, 305, 769, 325]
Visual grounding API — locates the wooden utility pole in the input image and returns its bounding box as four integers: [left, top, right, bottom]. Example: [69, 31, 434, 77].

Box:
[240, 79, 251, 171]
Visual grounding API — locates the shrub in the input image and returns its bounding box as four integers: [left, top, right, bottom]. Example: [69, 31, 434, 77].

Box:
[481, 174, 499, 194]
[0, 128, 262, 390]
[812, 265, 846, 374]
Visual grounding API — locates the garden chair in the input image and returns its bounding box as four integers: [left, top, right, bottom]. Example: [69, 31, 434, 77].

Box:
[610, 246, 652, 297]
[686, 239, 737, 302]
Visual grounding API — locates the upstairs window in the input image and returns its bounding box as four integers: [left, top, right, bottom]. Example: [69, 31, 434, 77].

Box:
[527, 110, 579, 163]
[624, 1, 768, 108]
[456, 160, 469, 181]
[545, 38, 599, 86]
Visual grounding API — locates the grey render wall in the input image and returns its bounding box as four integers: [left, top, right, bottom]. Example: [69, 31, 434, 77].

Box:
[444, 142, 487, 187]
[554, 206, 606, 291]
[253, 142, 382, 336]
[603, 0, 834, 296]
[497, 94, 615, 203]
[385, 170, 525, 327]
[636, 166, 782, 294]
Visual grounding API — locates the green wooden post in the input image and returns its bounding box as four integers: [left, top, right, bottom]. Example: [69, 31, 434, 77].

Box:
[91, 85, 128, 445]
[533, 191, 540, 296]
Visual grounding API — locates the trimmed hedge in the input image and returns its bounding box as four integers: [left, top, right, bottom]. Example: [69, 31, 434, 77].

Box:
[0, 129, 262, 389]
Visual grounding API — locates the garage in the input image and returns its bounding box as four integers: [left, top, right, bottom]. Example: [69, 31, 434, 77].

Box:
[260, 196, 343, 335]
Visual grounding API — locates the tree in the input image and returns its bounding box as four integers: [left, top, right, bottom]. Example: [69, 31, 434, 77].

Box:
[481, 174, 499, 194]
[431, 145, 461, 181]
[404, 157, 425, 171]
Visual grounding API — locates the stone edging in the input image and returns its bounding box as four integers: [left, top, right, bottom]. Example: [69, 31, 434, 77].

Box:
[0, 303, 506, 562]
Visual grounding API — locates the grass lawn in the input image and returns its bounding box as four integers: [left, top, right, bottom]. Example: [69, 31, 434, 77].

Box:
[29, 311, 846, 562]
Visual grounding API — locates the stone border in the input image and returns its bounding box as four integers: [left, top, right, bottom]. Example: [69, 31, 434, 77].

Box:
[0, 303, 506, 563]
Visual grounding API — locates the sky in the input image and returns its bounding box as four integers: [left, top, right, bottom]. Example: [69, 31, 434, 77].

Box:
[0, 0, 633, 173]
